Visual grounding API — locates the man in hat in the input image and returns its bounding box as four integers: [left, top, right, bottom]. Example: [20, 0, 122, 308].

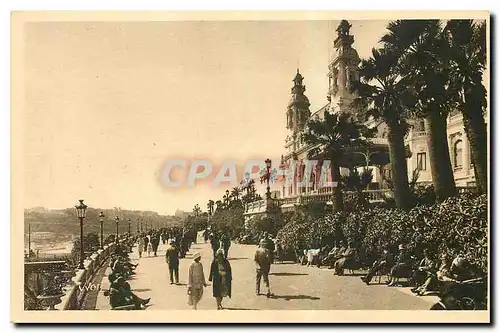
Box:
[165, 240, 180, 284]
[259, 232, 275, 263]
[388, 243, 413, 286]
[108, 276, 150, 309]
[361, 244, 394, 285]
[254, 239, 273, 297]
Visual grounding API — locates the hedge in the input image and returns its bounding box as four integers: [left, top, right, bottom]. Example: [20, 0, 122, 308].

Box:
[276, 193, 488, 272]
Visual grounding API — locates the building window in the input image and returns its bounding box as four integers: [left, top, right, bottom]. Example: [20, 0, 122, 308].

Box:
[454, 140, 463, 168]
[417, 152, 427, 171]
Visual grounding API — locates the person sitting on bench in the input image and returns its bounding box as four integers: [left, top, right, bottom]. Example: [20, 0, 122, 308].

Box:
[108, 276, 150, 310]
[322, 242, 346, 269]
[333, 242, 356, 275]
[361, 244, 393, 285]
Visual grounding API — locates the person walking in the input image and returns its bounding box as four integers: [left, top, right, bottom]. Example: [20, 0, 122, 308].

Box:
[220, 233, 231, 259]
[187, 252, 207, 310]
[143, 234, 149, 253]
[210, 233, 220, 258]
[152, 233, 160, 257]
[254, 239, 273, 297]
[137, 234, 145, 258]
[147, 236, 153, 257]
[209, 249, 232, 310]
[165, 240, 180, 284]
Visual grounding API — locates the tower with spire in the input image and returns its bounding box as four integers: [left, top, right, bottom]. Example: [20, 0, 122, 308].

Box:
[327, 20, 360, 114]
[286, 69, 311, 135]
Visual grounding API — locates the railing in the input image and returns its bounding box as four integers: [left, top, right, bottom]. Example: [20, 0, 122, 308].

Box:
[245, 199, 266, 213]
[24, 237, 129, 310]
[57, 242, 118, 310]
[249, 189, 394, 210]
[411, 131, 426, 139]
[457, 186, 477, 195]
[279, 196, 300, 206]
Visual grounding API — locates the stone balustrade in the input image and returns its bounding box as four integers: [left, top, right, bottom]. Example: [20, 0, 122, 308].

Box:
[244, 189, 394, 213]
[23, 236, 129, 311]
[55, 242, 119, 310]
[245, 199, 266, 213]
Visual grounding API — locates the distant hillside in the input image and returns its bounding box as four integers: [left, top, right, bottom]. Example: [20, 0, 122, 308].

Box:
[24, 207, 183, 237]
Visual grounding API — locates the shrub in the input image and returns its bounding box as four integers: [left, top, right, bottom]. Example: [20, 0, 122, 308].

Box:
[275, 193, 488, 272]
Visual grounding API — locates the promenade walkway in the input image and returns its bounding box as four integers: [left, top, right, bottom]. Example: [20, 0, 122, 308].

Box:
[96, 236, 439, 310]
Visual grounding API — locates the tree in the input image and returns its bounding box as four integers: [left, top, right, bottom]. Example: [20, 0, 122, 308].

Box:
[193, 204, 201, 217]
[352, 46, 415, 210]
[445, 19, 488, 194]
[302, 112, 371, 213]
[382, 20, 457, 200]
[207, 200, 215, 216]
[231, 187, 242, 201]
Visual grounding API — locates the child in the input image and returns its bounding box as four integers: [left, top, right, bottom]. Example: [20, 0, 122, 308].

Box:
[147, 241, 153, 257]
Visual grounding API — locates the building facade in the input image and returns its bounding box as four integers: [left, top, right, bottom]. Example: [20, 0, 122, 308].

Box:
[244, 19, 479, 219]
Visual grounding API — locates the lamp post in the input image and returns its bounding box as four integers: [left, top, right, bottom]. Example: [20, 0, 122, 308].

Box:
[265, 158, 272, 198]
[115, 216, 120, 242]
[75, 199, 88, 270]
[127, 218, 132, 235]
[98, 211, 105, 249]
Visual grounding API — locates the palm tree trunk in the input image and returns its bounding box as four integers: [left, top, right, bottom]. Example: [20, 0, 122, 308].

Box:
[462, 102, 488, 194]
[424, 111, 457, 200]
[387, 123, 414, 210]
[330, 159, 344, 213]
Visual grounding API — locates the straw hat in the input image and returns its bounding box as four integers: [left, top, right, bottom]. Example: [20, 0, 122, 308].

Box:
[193, 252, 201, 260]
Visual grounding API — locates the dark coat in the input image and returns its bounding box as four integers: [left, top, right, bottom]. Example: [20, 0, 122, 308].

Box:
[209, 259, 232, 298]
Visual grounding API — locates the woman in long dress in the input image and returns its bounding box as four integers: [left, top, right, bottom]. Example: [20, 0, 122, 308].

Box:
[209, 249, 232, 310]
[187, 252, 206, 310]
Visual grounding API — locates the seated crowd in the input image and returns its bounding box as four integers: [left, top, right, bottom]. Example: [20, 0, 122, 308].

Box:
[104, 240, 150, 310]
[274, 238, 485, 298]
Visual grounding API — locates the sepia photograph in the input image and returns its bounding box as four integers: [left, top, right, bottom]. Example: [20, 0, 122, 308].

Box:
[11, 10, 490, 323]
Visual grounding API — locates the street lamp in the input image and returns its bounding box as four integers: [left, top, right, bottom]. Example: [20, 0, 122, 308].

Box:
[265, 158, 272, 198]
[127, 218, 131, 235]
[75, 199, 88, 269]
[115, 216, 120, 242]
[98, 212, 105, 249]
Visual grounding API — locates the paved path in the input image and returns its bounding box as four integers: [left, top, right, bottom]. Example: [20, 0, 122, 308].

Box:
[96, 237, 439, 310]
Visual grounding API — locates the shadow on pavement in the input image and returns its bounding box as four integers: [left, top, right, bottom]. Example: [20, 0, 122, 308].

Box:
[269, 294, 320, 301]
[228, 257, 249, 261]
[224, 307, 259, 310]
[269, 272, 308, 276]
[131, 288, 151, 292]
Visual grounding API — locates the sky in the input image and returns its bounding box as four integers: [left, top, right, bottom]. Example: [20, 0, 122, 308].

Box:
[23, 19, 391, 214]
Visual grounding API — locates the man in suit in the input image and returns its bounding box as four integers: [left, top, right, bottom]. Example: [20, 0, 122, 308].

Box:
[254, 239, 273, 297]
[361, 245, 393, 285]
[165, 240, 180, 284]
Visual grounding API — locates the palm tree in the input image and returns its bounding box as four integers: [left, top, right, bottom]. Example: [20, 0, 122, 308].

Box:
[352, 46, 415, 210]
[382, 20, 457, 200]
[302, 112, 371, 213]
[231, 187, 241, 201]
[193, 204, 201, 217]
[207, 200, 215, 216]
[445, 19, 488, 194]
[215, 200, 223, 212]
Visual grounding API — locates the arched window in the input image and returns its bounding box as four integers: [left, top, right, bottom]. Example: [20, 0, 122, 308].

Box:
[454, 140, 463, 168]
